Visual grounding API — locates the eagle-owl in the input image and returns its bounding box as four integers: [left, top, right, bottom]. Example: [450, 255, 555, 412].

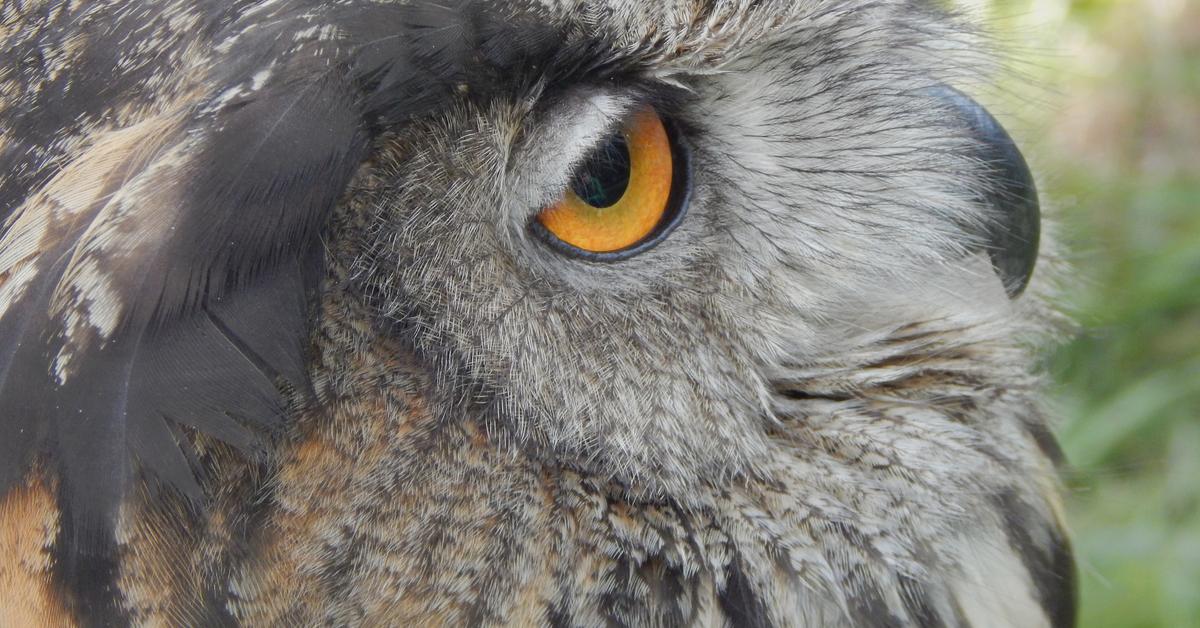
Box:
[0, 0, 1074, 626]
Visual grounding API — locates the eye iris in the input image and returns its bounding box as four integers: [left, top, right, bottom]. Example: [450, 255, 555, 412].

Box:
[570, 136, 630, 208]
[535, 107, 677, 256]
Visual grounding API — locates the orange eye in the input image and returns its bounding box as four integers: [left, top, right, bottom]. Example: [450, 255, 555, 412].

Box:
[535, 107, 685, 258]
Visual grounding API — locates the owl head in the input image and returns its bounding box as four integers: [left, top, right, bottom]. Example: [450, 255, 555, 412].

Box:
[0, 0, 1050, 553]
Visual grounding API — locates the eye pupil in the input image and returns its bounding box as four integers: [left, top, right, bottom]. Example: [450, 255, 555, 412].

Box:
[570, 134, 630, 208]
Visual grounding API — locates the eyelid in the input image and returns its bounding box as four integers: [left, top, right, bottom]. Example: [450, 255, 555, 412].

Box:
[511, 92, 634, 213]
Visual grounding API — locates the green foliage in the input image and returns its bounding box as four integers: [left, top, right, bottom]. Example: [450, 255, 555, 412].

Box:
[974, 0, 1200, 625]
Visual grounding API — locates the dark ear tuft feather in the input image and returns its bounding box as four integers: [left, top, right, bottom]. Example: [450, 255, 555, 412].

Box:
[935, 86, 1041, 298]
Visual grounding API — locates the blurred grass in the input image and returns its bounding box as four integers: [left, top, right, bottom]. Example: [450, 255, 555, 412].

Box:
[966, 0, 1200, 625]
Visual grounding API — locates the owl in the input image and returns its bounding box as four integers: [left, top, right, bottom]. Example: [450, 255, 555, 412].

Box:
[0, 0, 1073, 626]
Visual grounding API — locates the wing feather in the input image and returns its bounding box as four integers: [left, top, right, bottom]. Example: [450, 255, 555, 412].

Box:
[0, 0, 566, 559]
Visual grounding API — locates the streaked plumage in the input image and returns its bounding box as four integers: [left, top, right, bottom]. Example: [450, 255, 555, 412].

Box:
[0, 0, 1075, 625]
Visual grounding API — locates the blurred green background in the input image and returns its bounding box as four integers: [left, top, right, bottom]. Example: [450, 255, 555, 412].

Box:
[964, 0, 1200, 625]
